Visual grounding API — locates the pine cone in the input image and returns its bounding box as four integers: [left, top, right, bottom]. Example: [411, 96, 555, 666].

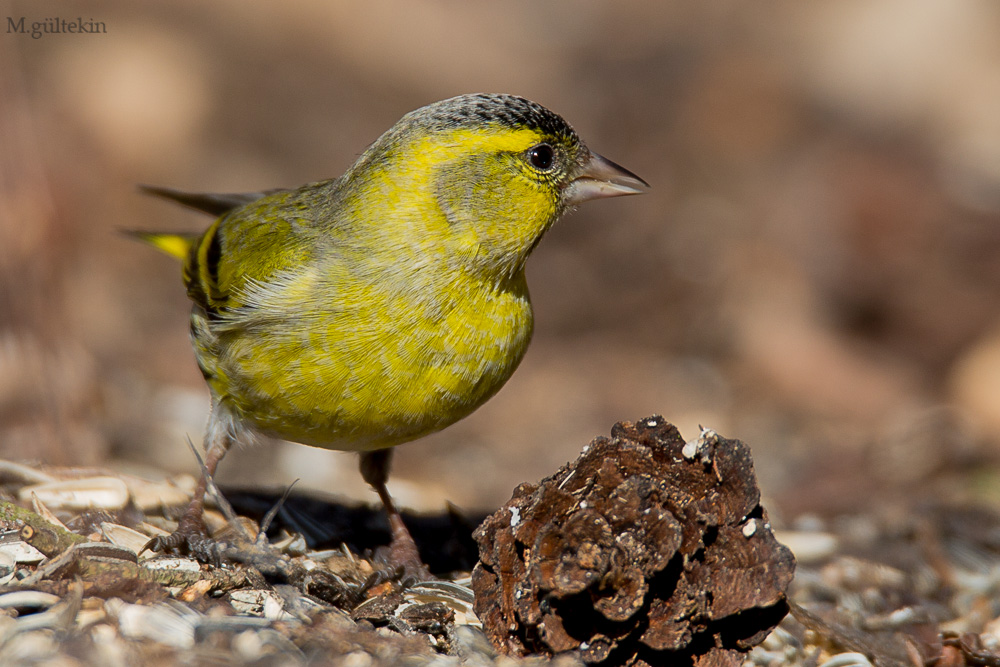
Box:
[472, 416, 795, 666]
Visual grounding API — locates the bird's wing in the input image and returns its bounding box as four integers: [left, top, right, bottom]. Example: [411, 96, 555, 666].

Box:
[137, 183, 332, 318]
[189, 188, 325, 317]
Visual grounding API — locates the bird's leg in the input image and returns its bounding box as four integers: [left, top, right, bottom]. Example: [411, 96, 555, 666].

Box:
[143, 419, 233, 555]
[359, 449, 429, 578]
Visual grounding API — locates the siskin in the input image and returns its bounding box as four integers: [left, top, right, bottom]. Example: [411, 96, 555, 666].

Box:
[134, 93, 648, 572]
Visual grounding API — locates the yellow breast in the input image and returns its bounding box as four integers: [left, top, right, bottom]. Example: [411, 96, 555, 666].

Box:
[201, 267, 534, 451]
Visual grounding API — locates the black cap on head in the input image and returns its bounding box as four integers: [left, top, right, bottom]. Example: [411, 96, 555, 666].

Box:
[414, 94, 579, 145]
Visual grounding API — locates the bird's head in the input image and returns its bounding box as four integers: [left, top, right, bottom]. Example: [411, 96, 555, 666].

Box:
[347, 94, 648, 281]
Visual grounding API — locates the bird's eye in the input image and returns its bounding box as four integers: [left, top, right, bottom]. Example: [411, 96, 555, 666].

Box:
[527, 143, 555, 171]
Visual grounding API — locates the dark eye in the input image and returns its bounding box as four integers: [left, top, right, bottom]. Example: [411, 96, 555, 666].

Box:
[527, 143, 555, 171]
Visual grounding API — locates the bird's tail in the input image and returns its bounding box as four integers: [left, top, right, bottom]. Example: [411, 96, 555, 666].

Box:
[123, 230, 198, 261]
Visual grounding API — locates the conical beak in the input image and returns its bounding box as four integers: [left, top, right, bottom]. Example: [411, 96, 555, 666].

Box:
[565, 151, 650, 205]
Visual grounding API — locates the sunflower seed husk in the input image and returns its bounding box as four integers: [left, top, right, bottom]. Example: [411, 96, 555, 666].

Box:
[100, 522, 154, 560]
[19, 477, 129, 512]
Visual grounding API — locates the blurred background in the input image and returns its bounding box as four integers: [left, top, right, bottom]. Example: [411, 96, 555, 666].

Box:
[5, 0, 1000, 522]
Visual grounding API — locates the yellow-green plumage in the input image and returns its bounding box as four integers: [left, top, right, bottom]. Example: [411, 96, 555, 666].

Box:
[136, 94, 646, 561]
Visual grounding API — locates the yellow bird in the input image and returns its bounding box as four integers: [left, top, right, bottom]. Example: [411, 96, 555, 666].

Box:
[135, 94, 647, 572]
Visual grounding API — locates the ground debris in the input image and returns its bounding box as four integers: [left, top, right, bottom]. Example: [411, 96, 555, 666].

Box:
[0, 461, 485, 666]
[2, 419, 999, 665]
[471, 416, 795, 666]
[752, 503, 1000, 667]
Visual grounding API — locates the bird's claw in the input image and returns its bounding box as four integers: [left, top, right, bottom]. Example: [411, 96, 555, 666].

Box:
[139, 510, 230, 567]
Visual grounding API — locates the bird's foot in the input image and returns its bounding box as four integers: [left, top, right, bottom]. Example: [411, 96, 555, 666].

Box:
[141, 509, 226, 565]
[386, 512, 431, 581]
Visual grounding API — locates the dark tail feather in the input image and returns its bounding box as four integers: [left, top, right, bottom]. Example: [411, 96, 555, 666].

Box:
[139, 184, 283, 217]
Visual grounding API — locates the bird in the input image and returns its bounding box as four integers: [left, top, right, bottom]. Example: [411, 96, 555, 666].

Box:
[133, 93, 648, 574]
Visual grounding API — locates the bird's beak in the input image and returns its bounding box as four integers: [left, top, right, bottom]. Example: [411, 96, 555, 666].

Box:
[565, 151, 650, 205]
